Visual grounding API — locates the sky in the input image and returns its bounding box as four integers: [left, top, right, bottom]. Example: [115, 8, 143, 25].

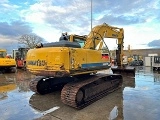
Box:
[0, 0, 160, 54]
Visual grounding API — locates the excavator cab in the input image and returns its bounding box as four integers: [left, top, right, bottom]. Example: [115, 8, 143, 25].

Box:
[0, 50, 6, 58]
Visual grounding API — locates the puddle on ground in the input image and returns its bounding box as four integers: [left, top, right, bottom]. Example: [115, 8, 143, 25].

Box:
[0, 67, 160, 120]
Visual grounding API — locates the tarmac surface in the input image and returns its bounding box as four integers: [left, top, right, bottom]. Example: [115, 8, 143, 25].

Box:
[0, 67, 160, 120]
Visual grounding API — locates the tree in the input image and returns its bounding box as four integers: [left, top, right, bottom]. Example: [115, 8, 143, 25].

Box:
[18, 34, 44, 48]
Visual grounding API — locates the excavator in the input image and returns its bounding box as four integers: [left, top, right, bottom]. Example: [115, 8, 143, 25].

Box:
[126, 45, 143, 66]
[0, 49, 16, 73]
[26, 23, 135, 109]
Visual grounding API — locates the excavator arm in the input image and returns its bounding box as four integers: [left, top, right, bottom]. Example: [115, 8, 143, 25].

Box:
[83, 23, 124, 66]
[82, 23, 135, 76]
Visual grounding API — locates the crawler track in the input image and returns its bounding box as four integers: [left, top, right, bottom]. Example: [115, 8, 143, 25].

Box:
[29, 76, 75, 95]
[29, 74, 123, 109]
[61, 74, 122, 109]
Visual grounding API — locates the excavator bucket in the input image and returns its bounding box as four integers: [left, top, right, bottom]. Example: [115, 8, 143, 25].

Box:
[111, 66, 135, 77]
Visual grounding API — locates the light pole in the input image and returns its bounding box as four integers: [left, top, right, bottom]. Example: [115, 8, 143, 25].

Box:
[91, 0, 92, 31]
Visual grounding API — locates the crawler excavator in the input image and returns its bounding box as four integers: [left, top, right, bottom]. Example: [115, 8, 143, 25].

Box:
[0, 49, 16, 73]
[26, 23, 135, 109]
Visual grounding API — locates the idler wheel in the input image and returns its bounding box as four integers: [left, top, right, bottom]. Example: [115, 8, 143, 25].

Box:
[37, 79, 50, 95]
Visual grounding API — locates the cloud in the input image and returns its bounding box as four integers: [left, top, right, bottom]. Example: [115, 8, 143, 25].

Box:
[98, 15, 144, 25]
[0, 0, 19, 15]
[0, 20, 33, 54]
[93, 0, 160, 25]
[148, 39, 160, 48]
[0, 0, 160, 51]
[0, 21, 33, 37]
[20, 0, 160, 35]
[21, 0, 92, 32]
[0, 35, 18, 54]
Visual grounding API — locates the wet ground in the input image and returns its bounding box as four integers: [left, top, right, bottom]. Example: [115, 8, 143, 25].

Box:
[0, 67, 160, 120]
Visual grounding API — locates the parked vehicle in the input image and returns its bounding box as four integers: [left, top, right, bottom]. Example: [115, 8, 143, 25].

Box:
[15, 48, 29, 69]
[0, 49, 16, 73]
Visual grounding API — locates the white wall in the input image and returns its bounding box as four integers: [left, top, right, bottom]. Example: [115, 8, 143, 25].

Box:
[145, 57, 151, 66]
[148, 54, 158, 57]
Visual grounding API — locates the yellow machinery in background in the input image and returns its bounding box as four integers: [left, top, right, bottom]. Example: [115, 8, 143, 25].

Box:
[0, 49, 16, 73]
[26, 23, 135, 109]
[126, 45, 143, 66]
[129, 54, 143, 66]
[132, 54, 143, 61]
[127, 45, 134, 63]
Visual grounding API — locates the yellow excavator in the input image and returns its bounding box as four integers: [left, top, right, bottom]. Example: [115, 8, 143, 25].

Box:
[26, 23, 135, 109]
[126, 45, 143, 66]
[0, 49, 16, 73]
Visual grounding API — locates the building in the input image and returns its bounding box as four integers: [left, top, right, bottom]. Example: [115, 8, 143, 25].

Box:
[110, 48, 160, 58]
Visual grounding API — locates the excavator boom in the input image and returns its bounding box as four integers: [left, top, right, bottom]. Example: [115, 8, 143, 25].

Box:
[82, 23, 135, 76]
